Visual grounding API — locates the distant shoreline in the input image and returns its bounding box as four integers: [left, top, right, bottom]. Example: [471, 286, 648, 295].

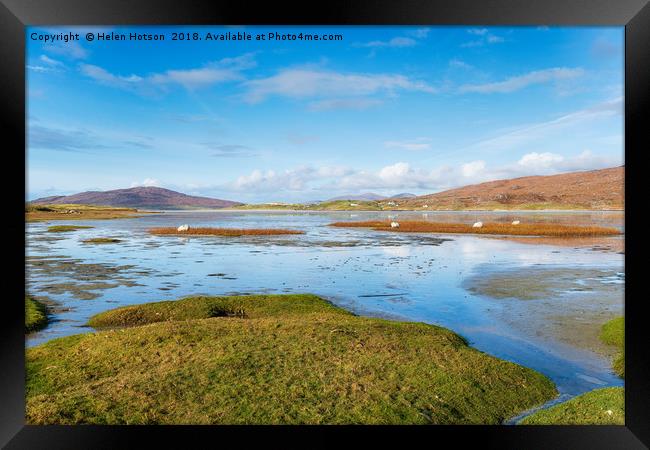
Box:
[146, 208, 624, 213]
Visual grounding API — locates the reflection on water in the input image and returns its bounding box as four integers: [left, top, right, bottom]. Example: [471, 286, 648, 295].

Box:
[26, 210, 624, 401]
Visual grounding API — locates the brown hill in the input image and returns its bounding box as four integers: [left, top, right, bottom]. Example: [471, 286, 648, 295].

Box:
[31, 186, 242, 210]
[394, 166, 624, 210]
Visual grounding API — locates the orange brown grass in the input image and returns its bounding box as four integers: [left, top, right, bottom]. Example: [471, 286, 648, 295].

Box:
[148, 227, 305, 237]
[329, 221, 621, 237]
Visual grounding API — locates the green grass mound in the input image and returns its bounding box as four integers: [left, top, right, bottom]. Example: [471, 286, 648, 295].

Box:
[27, 294, 557, 425]
[87, 294, 349, 328]
[47, 225, 93, 233]
[25, 297, 48, 333]
[520, 387, 623, 425]
[81, 237, 122, 244]
[600, 317, 624, 378]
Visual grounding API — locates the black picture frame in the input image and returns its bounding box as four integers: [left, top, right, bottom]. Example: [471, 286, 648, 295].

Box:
[2, 1, 648, 448]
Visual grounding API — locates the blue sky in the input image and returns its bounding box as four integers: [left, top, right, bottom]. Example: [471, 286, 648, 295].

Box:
[27, 26, 623, 202]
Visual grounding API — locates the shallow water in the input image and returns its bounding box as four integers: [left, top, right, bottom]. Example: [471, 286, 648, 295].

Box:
[26, 210, 624, 413]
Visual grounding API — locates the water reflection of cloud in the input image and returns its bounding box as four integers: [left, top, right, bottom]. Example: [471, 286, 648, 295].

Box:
[382, 246, 411, 258]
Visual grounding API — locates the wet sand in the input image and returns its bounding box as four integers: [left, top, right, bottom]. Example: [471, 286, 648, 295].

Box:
[497, 236, 624, 253]
[464, 267, 624, 357]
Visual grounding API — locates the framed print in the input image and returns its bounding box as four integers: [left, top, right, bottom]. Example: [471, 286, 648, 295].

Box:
[1, 0, 648, 448]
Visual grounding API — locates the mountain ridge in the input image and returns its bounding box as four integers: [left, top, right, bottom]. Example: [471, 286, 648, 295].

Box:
[31, 186, 242, 210]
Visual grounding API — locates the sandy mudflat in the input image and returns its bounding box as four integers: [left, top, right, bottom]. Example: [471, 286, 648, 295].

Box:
[464, 267, 624, 357]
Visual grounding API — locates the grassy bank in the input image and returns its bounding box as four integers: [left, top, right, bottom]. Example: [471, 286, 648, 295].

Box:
[520, 387, 624, 425]
[47, 225, 94, 233]
[601, 317, 624, 378]
[25, 297, 48, 333]
[81, 237, 123, 244]
[148, 227, 304, 236]
[330, 221, 621, 237]
[27, 204, 146, 222]
[27, 294, 557, 424]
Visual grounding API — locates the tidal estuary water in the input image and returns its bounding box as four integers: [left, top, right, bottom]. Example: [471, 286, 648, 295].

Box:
[26, 210, 624, 419]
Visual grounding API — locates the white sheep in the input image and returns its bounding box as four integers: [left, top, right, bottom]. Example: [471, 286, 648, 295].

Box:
[177, 224, 189, 232]
[512, 220, 520, 225]
[390, 221, 400, 228]
[472, 221, 483, 228]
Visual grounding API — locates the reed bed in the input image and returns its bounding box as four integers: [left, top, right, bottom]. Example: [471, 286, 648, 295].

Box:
[148, 227, 305, 237]
[329, 221, 621, 237]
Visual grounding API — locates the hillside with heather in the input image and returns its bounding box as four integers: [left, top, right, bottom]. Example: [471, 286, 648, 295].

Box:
[31, 186, 242, 210]
[392, 166, 624, 211]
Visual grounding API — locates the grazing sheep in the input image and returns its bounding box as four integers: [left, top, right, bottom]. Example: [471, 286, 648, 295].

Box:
[390, 221, 400, 228]
[512, 220, 520, 225]
[177, 224, 190, 232]
[472, 221, 483, 228]
[423, 205, 428, 208]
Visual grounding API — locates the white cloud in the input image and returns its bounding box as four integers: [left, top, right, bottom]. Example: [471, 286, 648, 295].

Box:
[384, 138, 431, 151]
[43, 41, 88, 59]
[242, 68, 436, 104]
[149, 67, 241, 90]
[40, 55, 64, 66]
[515, 150, 620, 174]
[79, 53, 256, 94]
[333, 162, 456, 191]
[379, 162, 411, 181]
[461, 160, 486, 177]
[407, 28, 430, 38]
[517, 152, 563, 169]
[487, 35, 505, 44]
[27, 65, 62, 73]
[308, 98, 383, 111]
[356, 28, 429, 49]
[462, 29, 505, 47]
[79, 64, 144, 90]
[228, 165, 352, 192]
[463, 97, 622, 152]
[131, 178, 160, 187]
[449, 58, 473, 69]
[359, 37, 417, 48]
[210, 149, 621, 198]
[459, 67, 584, 94]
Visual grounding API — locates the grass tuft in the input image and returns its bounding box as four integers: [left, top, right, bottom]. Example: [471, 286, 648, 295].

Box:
[329, 221, 621, 237]
[520, 387, 624, 425]
[27, 204, 145, 222]
[27, 294, 557, 424]
[81, 238, 122, 244]
[600, 317, 624, 378]
[47, 225, 94, 233]
[148, 227, 304, 237]
[26, 297, 48, 333]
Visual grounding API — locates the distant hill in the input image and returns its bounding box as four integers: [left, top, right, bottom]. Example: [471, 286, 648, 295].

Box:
[31, 186, 243, 210]
[326, 193, 387, 201]
[394, 166, 624, 210]
[388, 193, 417, 199]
